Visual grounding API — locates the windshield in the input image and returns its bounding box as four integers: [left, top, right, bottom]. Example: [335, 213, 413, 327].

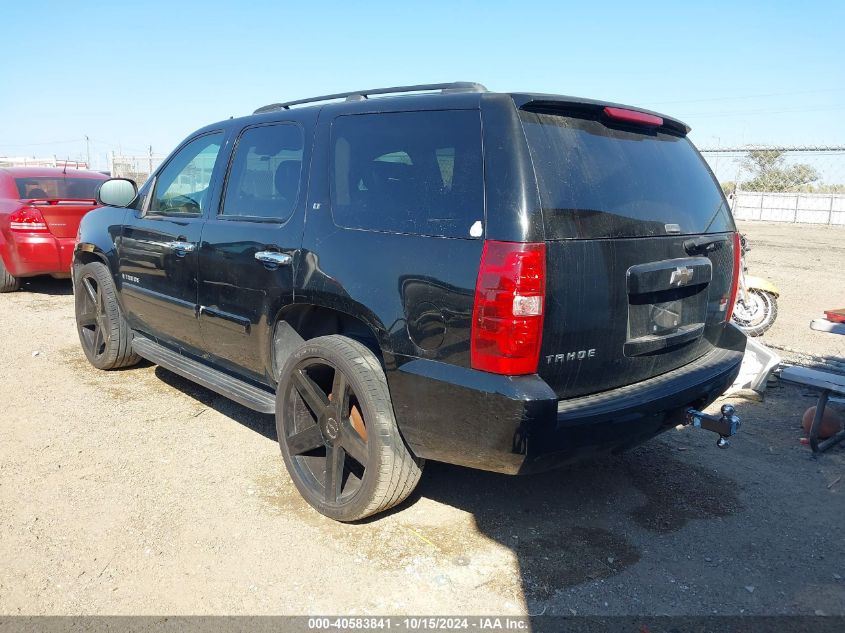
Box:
[519, 109, 734, 239]
[15, 177, 104, 200]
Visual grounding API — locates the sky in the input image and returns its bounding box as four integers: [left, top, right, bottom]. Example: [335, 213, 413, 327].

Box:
[1, 0, 843, 172]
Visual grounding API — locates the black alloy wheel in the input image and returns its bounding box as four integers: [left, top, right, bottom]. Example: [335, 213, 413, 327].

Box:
[276, 335, 424, 521]
[73, 262, 140, 370]
[77, 272, 110, 362]
[283, 358, 370, 505]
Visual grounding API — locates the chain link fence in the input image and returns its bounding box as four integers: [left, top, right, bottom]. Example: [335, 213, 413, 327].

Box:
[699, 146, 845, 225]
[109, 152, 165, 188]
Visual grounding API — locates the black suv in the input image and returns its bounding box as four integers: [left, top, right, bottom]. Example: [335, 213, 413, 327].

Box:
[74, 82, 746, 521]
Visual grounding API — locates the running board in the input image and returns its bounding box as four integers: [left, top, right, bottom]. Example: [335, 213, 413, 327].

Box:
[132, 335, 276, 414]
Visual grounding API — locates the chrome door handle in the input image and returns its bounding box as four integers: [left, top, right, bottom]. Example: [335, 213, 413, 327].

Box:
[255, 251, 292, 266]
[165, 241, 196, 253]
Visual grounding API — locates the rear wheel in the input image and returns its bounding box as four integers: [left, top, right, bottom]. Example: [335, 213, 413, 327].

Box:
[0, 257, 20, 293]
[74, 262, 140, 369]
[276, 335, 424, 521]
[732, 289, 778, 337]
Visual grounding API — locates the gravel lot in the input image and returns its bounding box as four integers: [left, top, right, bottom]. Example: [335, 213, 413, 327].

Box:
[737, 220, 845, 364]
[0, 221, 843, 616]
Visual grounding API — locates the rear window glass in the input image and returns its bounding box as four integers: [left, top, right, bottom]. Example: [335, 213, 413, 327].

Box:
[330, 110, 484, 238]
[15, 177, 104, 200]
[519, 110, 734, 239]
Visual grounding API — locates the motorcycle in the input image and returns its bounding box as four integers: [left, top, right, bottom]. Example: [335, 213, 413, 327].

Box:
[731, 234, 780, 336]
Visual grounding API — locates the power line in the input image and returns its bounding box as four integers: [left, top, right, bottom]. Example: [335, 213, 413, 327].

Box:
[87, 138, 151, 154]
[0, 137, 151, 154]
[648, 88, 845, 106]
[0, 138, 84, 147]
[679, 104, 845, 118]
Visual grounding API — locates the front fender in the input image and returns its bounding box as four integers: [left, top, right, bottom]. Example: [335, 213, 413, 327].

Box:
[744, 275, 780, 297]
[73, 240, 110, 267]
[72, 206, 128, 272]
[73, 206, 130, 312]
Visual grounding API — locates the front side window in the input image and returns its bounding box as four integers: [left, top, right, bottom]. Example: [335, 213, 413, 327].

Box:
[330, 110, 484, 238]
[222, 123, 304, 220]
[150, 132, 224, 216]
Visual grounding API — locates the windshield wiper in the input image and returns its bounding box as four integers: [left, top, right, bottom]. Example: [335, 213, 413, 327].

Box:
[683, 234, 729, 254]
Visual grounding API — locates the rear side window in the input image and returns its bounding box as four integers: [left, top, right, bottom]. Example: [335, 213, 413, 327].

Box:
[520, 110, 734, 239]
[330, 110, 484, 238]
[222, 123, 304, 221]
[15, 177, 103, 200]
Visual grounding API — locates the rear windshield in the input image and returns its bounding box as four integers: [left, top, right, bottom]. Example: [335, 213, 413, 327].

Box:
[16, 177, 103, 200]
[519, 110, 734, 239]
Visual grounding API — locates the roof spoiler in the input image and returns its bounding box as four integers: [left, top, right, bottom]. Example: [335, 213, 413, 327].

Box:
[515, 95, 690, 135]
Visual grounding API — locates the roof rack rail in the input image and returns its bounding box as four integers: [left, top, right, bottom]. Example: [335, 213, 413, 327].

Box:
[254, 82, 487, 114]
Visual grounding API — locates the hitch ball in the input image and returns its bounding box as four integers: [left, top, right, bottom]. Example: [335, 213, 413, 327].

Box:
[686, 403, 741, 447]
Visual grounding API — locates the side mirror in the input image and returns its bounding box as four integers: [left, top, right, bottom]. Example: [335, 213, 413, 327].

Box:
[96, 178, 137, 208]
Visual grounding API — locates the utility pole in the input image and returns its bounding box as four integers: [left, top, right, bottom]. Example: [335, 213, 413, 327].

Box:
[85, 135, 91, 169]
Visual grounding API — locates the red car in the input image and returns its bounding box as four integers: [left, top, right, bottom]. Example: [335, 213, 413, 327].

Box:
[0, 167, 108, 292]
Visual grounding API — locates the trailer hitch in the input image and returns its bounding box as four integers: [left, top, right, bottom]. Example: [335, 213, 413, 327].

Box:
[685, 404, 741, 448]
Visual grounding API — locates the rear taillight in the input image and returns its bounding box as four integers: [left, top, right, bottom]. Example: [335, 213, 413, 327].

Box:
[724, 232, 742, 323]
[471, 241, 546, 375]
[9, 206, 48, 232]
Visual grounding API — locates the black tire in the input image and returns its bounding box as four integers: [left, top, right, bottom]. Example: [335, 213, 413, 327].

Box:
[732, 289, 778, 337]
[276, 335, 424, 521]
[74, 262, 141, 370]
[0, 257, 20, 293]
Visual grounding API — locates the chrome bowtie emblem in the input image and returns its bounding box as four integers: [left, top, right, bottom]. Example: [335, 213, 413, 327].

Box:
[670, 266, 694, 287]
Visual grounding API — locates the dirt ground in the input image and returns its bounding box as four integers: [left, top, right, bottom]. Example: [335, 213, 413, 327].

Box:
[738, 220, 845, 364]
[0, 222, 843, 617]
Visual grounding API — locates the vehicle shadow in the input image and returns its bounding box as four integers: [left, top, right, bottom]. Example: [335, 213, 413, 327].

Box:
[18, 275, 73, 296]
[409, 442, 741, 611]
[153, 366, 277, 441]
[149, 365, 743, 614]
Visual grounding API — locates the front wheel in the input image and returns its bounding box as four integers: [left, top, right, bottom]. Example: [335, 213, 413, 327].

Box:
[276, 335, 424, 521]
[732, 289, 778, 337]
[74, 262, 141, 369]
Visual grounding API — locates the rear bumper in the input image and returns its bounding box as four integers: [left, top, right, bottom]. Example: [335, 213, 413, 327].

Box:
[2, 231, 75, 277]
[389, 325, 746, 475]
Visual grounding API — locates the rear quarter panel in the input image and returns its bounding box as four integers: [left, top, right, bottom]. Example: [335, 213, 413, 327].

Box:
[297, 102, 488, 367]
